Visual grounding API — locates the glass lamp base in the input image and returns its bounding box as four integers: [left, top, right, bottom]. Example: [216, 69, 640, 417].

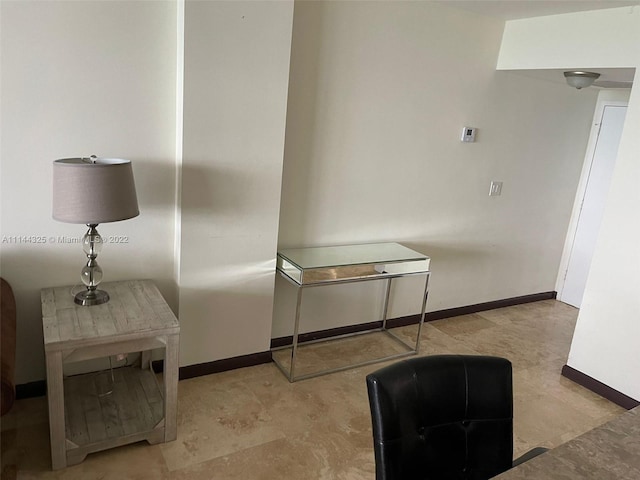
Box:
[74, 289, 110, 306]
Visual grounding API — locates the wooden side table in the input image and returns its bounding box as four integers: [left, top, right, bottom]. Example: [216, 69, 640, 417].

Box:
[41, 279, 180, 469]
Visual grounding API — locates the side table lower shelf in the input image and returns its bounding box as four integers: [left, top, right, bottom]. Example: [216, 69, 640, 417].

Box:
[63, 366, 165, 466]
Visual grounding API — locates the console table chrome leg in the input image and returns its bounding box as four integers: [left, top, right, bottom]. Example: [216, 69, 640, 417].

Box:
[415, 272, 430, 354]
[289, 286, 304, 382]
[381, 278, 392, 330]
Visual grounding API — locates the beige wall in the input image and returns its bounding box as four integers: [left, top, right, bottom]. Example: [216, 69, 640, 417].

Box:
[179, 1, 294, 366]
[1, 0, 294, 381]
[273, 1, 598, 337]
[498, 7, 640, 400]
[1, 0, 615, 386]
[0, 1, 178, 383]
[498, 7, 640, 70]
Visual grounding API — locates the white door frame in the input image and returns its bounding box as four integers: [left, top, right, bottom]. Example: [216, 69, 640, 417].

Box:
[556, 92, 630, 301]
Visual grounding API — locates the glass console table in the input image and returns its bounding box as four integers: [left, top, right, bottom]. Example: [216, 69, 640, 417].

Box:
[273, 242, 431, 382]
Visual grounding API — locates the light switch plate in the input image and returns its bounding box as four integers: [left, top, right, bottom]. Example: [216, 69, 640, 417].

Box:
[489, 181, 503, 196]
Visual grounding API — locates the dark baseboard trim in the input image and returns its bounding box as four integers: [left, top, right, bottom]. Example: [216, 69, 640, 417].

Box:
[178, 351, 273, 381]
[15, 292, 558, 398]
[270, 320, 384, 348]
[561, 364, 640, 410]
[14, 352, 273, 400]
[424, 291, 557, 321]
[15, 380, 46, 399]
[271, 291, 557, 349]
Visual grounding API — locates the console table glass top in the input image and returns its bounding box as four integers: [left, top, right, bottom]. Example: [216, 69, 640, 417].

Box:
[274, 243, 431, 382]
[277, 242, 430, 286]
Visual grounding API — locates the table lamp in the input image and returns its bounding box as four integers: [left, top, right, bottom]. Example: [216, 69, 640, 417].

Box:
[52, 156, 139, 306]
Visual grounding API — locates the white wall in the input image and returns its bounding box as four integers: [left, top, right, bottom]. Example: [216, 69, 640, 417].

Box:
[498, 7, 640, 401]
[498, 6, 640, 70]
[273, 1, 598, 337]
[0, 1, 178, 384]
[179, 1, 293, 366]
[1, 0, 296, 380]
[2, 0, 623, 387]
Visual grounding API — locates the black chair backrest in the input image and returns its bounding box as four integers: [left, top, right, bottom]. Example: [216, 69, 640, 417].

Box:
[366, 355, 514, 480]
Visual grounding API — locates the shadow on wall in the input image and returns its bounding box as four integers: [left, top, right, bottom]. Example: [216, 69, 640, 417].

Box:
[278, 0, 326, 244]
[180, 162, 280, 224]
[129, 156, 177, 213]
[181, 163, 237, 213]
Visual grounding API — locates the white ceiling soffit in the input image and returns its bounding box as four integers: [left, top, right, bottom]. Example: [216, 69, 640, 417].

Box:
[506, 68, 636, 88]
[437, 0, 640, 21]
[434, 1, 638, 87]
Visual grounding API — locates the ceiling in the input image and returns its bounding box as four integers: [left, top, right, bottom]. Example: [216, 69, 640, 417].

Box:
[438, 0, 640, 21]
[506, 68, 635, 88]
[436, 0, 638, 87]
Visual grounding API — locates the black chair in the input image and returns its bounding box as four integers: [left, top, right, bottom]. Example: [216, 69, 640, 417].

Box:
[366, 355, 547, 480]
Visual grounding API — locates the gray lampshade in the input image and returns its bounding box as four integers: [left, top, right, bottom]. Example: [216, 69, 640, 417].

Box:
[52, 157, 139, 224]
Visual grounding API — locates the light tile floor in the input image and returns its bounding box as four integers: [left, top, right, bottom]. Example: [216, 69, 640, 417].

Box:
[1, 300, 625, 479]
